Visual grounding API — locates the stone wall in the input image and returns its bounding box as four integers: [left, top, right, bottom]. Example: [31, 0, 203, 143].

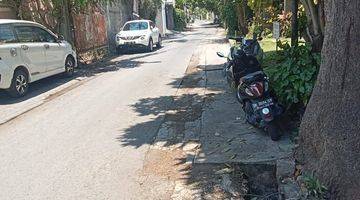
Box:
[165, 4, 174, 30]
[72, 6, 108, 53]
[105, 0, 133, 53]
[0, 6, 16, 19]
[1, 0, 136, 61]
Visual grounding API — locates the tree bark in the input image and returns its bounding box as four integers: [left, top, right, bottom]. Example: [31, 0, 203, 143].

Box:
[299, 0, 324, 52]
[236, 1, 248, 35]
[297, 0, 360, 199]
[291, 0, 298, 47]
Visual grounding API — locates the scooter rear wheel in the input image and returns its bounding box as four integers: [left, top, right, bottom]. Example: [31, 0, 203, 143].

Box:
[267, 122, 281, 141]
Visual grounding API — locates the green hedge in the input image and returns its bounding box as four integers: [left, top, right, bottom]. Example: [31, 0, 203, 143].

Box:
[174, 8, 187, 31]
[264, 42, 321, 109]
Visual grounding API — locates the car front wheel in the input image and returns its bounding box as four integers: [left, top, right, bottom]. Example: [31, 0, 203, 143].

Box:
[147, 39, 153, 52]
[7, 69, 29, 98]
[156, 35, 162, 48]
[64, 57, 75, 77]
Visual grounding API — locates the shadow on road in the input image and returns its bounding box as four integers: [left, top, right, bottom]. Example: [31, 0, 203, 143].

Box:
[0, 47, 164, 105]
[115, 39, 246, 197]
[0, 20, 206, 105]
[116, 32, 287, 198]
[0, 74, 78, 105]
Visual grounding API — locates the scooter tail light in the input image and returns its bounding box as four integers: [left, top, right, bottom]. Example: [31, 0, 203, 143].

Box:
[249, 82, 264, 97]
[245, 88, 254, 97]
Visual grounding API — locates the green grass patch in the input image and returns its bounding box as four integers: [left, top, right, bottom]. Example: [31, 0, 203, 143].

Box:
[260, 38, 291, 53]
[260, 38, 289, 68]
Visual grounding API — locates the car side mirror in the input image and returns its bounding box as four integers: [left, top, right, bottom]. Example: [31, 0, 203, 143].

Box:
[217, 52, 225, 58]
[57, 35, 65, 42]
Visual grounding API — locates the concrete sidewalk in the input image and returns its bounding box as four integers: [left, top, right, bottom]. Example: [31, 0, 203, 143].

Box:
[148, 26, 296, 199]
[195, 42, 294, 164]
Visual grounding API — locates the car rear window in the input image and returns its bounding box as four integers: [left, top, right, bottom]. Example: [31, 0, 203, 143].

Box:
[0, 24, 17, 44]
[123, 22, 149, 31]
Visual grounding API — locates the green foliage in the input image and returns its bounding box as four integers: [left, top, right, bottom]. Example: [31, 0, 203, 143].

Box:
[247, 0, 281, 35]
[304, 174, 328, 199]
[221, 0, 240, 36]
[278, 12, 292, 37]
[184, 0, 221, 14]
[174, 8, 187, 31]
[139, 0, 163, 21]
[264, 41, 320, 108]
[175, 0, 186, 9]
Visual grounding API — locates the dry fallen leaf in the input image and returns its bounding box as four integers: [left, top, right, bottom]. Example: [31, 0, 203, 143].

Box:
[247, 154, 254, 159]
[227, 138, 234, 143]
[208, 150, 217, 155]
[222, 148, 231, 153]
[215, 168, 234, 175]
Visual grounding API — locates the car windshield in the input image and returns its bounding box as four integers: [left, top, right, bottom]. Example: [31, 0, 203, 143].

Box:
[122, 22, 148, 31]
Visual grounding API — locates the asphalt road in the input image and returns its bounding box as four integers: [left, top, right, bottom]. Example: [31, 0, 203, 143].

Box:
[0, 22, 217, 200]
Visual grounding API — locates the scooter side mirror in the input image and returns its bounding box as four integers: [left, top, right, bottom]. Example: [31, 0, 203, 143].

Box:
[217, 52, 225, 58]
[258, 37, 263, 41]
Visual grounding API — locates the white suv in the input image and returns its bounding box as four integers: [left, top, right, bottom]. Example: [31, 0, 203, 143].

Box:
[0, 20, 77, 97]
[115, 20, 162, 53]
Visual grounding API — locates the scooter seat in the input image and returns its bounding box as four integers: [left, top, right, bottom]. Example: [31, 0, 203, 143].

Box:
[240, 71, 265, 84]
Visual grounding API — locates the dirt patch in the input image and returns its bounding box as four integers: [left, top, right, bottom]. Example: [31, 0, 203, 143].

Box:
[142, 149, 188, 181]
[138, 148, 189, 199]
[185, 164, 249, 200]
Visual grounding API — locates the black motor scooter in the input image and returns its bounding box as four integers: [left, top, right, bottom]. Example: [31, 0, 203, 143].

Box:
[217, 48, 283, 141]
[228, 35, 264, 62]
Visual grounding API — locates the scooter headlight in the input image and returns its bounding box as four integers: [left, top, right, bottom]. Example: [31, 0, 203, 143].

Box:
[262, 108, 270, 115]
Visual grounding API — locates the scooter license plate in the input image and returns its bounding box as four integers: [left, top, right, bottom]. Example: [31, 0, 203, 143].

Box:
[252, 98, 274, 111]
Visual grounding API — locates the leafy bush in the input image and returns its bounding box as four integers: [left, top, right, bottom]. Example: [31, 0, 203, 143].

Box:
[139, 0, 163, 21]
[221, 0, 239, 36]
[174, 8, 187, 31]
[264, 41, 321, 108]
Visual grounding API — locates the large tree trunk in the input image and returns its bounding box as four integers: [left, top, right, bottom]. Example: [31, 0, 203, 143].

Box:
[300, 0, 324, 52]
[296, 0, 360, 199]
[236, 1, 248, 35]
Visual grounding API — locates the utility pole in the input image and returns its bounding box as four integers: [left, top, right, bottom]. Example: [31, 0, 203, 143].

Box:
[291, 0, 299, 47]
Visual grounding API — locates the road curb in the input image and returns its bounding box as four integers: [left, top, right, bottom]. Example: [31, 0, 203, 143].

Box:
[0, 75, 95, 126]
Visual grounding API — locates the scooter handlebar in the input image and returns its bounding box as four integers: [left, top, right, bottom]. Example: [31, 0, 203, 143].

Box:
[228, 36, 243, 42]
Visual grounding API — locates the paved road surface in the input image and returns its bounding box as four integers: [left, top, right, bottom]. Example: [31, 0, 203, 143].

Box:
[0, 22, 217, 200]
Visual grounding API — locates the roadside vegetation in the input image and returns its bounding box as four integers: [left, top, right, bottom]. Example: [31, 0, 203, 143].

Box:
[262, 39, 320, 118]
[173, 8, 187, 31]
